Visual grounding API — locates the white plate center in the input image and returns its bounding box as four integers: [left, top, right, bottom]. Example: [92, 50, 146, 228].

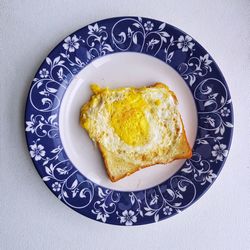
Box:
[59, 52, 197, 191]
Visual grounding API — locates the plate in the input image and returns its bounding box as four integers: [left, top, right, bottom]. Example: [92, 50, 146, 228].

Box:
[25, 17, 233, 225]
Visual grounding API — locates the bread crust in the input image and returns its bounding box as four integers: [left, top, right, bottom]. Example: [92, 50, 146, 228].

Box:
[98, 129, 192, 182]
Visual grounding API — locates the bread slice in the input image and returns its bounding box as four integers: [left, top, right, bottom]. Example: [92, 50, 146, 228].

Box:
[80, 82, 192, 182]
[98, 120, 191, 182]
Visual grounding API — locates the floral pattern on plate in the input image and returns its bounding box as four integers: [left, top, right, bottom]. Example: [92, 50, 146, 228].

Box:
[25, 17, 233, 225]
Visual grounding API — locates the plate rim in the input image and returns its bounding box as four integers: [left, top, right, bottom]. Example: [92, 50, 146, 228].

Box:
[25, 16, 234, 226]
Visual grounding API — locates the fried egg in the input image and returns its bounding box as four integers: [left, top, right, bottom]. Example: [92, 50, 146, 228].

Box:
[80, 83, 189, 170]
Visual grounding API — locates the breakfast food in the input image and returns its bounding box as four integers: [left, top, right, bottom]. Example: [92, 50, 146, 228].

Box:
[80, 83, 192, 182]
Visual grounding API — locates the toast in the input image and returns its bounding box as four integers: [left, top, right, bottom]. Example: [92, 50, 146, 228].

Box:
[80, 83, 192, 182]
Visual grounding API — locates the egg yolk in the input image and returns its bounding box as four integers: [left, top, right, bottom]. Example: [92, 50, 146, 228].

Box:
[108, 91, 149, 146]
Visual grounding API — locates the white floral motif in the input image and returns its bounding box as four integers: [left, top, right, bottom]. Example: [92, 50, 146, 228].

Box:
[112, 17, 169, 56]
[150, 193, 159, 205]
[88, 23, 104, 35]
[86, 23, 113, 57]
[163, 206, 173, 216]
[43, 163, 94, 209]
[177, 35, 195, 52]
[96, 211, 110, 223]
[39, 68, 49, 78]
[144, 21, 154, 31]
[146, 38, 160, 51]
[144, 177, 196, 222]
[92, 188, 120, 223]
[177, 54, 212, 86]
[200, 54, 213, 68]
[198, 169, 217, 184]
[182, 145, 218, 185]
[26, 115, 37, 133]
[26, 114, 59, 138]
[204, 116, 216, 127]
[119, 210, 137, 226]
[212, 144, 228, 162]
[52, 182, 61, 192]
[220, 107, 231, 117]
[205, 170, 217, 183]
[193, 79, 233, 135]
[30, 143, 45, 161]
[63, 35, 80, 52]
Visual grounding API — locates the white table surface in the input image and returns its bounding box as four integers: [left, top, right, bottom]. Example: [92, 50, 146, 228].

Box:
[1, 1, 250, 249]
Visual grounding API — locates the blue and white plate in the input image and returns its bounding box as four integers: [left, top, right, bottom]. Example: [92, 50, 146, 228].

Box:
[25, 17, 233, 225]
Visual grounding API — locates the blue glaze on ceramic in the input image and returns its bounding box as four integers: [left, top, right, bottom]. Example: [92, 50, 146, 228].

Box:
[25, 17, 233, 225]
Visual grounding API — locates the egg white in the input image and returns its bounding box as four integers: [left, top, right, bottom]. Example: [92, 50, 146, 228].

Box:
[84, 87, 183, 165]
